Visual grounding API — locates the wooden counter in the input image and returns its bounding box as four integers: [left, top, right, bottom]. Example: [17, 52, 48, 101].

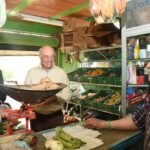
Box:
[38, 123, 144, 150]
[93, 129, 144, 150]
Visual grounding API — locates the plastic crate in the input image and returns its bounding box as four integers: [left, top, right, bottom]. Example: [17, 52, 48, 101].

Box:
[68, 68, 87, 82]
[113, 77, 122, 85]
[78, 89, 99, 105]
[90, 90, 112, 109]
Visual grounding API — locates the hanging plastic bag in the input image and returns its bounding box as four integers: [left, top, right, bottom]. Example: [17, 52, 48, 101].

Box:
[100, 0, 115, 23]
[0, 0, 7, 28]
[89, 0, 116, 24]
[114, 0, 126, 16]
[89, 0, 105, 24]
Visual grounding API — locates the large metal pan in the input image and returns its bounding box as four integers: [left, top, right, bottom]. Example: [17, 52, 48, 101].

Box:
[0, 83, 66, 104]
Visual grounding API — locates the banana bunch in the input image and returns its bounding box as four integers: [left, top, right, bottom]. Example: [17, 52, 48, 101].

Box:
[54, 126, 86, 149]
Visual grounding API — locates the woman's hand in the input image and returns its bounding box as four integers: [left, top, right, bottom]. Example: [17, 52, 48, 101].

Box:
[84, 118, 106, 130]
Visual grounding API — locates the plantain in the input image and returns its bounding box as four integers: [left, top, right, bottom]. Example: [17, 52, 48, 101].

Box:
[55, 126, 75, 143]
[54, 136, 76, 149]
[55, 126, 86, 149]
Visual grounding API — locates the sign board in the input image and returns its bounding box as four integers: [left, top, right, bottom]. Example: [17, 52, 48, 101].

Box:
[126, 0, 150, 28]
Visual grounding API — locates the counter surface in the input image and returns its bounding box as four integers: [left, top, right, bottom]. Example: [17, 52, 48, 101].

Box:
[39, 123, 144, 150]
[93, 129, 144, 150]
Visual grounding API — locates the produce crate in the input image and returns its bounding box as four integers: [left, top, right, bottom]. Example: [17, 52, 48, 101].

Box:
[102, 104, 121, 114]
[78, 89, 99, 105]
[113, 77, 122, 85]
[68, 67, 121, 85]
[71, 89, 99, 105]
[85, 91, 121, 114]
[88, 90, 112, 109]
[68, 68, 87, 82]
[84, 90, 112, 109]
[103, 92, 121, 105]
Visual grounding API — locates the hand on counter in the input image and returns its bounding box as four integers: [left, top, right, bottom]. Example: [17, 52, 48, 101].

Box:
[84, 118, 108, 130]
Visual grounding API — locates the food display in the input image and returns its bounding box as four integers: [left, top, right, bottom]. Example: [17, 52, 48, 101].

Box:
[21, 82, 60, 90]
[63, 115, 79, 125]
[78, 92, 96, 100]
[85, 69, 106, 77]
[103, 92, 121, 105]
[68, 67, 121, 85]
[70, 89, 121, 114]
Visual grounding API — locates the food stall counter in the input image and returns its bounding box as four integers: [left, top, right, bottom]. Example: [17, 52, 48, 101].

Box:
[94, 129, 144, 150]
[39, 123, 144, 150]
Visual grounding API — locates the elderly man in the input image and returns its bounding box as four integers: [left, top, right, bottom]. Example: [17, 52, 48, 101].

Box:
[25, 45, 72, 131]
[84, 62, 150, 150]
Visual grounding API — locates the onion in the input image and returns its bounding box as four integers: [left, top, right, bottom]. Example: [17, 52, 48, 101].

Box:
[45, 138, 64, 150]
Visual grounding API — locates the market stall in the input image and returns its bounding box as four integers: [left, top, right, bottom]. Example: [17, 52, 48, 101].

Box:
[0, 0, 149, 150]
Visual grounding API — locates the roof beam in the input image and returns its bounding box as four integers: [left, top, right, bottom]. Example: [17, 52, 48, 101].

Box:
[50, 1, 89, 20]
[8, 0, 35, 16]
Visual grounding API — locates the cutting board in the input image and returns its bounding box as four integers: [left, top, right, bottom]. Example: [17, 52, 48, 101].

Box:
[0, 133, 46, 150]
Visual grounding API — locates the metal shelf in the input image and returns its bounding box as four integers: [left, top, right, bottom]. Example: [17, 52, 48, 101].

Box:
[82, 45, 121, 53]
[82, 59, 121, 63]
[71, 81, 122, 88]
[67, 101, 120, 117]
[69, 45, 121, 54]
[128, 84, 149, 87]
[127, 58, 150, 62]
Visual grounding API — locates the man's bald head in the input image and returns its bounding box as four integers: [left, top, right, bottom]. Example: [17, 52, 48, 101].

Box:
[39, 45, 56, 57]
[39, 45, 56, 70]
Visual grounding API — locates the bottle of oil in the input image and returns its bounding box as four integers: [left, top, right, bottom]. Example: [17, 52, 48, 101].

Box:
[134, 45, 140, 59]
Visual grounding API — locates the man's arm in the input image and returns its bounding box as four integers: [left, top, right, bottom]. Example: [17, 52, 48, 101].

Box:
[84, 116, 138, 130]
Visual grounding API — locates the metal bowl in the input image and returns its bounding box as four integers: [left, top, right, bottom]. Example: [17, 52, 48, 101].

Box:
[0, 83, 66, 104]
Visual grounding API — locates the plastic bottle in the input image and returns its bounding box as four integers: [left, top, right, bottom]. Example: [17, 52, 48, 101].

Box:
[136, 67, 144, 84]
[128, 37, 136, 60]
[128, 44, 134, 59]
[134, 45, 140, 59]
[147, 44, 150, 58]
[144, 62, 149, 84]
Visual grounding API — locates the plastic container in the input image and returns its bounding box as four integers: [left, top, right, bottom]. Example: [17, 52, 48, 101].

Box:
[128, 44, 134, 59]
[140, 49, 147, 58]
[147, 44, 150, 58]
[134, 45, 140, 59]
[127, 61, 137, 84]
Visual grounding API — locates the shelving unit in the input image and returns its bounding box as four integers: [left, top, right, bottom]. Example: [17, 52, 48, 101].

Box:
[67, 44, 122, 119]
[121, 0, 150, 116]
[122, 32, 150, 116]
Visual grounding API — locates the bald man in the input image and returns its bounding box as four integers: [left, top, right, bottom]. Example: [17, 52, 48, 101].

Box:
[25, 45, 72, 131]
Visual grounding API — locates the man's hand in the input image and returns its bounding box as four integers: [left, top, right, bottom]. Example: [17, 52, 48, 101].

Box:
[39, 77, 52, 83]
[84, 118, 106, 129]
